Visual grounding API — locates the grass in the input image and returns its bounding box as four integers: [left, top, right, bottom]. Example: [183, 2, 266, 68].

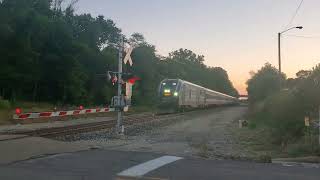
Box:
[273, 156, 320, 163]
[128, 105, 156, 113]
[0, 101, 56, 124]
[12, 101, 55, 112]
[189, 140, 210, 159]
[232, 125, 279, 157]
[286, 139, 320, 157]
[0, 109, 11, 125]
[198, 143, 210, 158]
[232, 118, 320, 161]
[0, 99, 10, 109]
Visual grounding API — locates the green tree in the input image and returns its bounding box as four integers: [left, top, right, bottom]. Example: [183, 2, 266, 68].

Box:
[294, 65, 320, 113]
[247, 63, 285, 103]
[0, 0, 238, 107]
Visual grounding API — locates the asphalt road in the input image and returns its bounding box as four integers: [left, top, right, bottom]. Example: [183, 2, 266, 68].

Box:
[0, 149, 319, 180]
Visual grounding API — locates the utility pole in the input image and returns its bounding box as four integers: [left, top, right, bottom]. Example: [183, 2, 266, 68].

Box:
[117, 36, 124, 135]
[277, 26, 303, 89]
[278, 32, 282, 89]
[318, 106, 320, 145]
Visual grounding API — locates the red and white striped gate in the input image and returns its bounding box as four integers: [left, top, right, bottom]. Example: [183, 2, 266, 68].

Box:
[13, 107, 116, 120]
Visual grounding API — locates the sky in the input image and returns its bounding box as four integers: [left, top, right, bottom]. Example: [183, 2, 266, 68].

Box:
[75, 0, 320, 95]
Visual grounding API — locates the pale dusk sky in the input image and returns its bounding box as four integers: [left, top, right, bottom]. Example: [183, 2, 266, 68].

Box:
[76, 0, 320, 94]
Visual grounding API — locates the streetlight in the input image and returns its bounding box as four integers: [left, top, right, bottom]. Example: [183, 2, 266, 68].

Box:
[278, 26, 303, 79]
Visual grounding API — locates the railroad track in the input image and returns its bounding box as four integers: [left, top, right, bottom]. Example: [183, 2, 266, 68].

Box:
[5, 113, 184, 138]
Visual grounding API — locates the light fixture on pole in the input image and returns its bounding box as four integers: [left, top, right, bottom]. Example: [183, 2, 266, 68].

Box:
[278, 26, 303, 88]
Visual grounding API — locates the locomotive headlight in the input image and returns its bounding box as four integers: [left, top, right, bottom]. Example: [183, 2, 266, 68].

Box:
[164, 89, 170, 93]
[174, 92, 178, 96]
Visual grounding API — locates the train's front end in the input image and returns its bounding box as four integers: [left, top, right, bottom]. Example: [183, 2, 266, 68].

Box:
[157, 79, 181, 112]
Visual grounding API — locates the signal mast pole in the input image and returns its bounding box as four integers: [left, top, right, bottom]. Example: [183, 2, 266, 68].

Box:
[117, 36, 124, 135]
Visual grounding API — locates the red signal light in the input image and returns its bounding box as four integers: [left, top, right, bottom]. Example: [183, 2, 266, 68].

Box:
[111, 75, 118, 85]
[128, 77, 140, 84]
[15, 108, 22, 115]
[79, 105, 84, 110]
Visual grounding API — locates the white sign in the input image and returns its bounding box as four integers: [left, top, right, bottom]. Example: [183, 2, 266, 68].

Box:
[305, 116, 310, 127]
[123, 46, 133, 66]
[126, 82, 133, 98]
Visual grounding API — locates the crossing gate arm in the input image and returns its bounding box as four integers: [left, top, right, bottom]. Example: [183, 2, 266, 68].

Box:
[13, 107, 116, 120]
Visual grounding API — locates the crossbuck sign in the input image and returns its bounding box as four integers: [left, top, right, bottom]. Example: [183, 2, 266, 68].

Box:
[123, 46, 134, 66]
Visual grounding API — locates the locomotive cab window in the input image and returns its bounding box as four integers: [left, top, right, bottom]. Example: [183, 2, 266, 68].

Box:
[159, 79, 180, 97]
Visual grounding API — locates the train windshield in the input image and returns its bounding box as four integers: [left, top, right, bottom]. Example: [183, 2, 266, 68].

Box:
[160, 80, 179, 97]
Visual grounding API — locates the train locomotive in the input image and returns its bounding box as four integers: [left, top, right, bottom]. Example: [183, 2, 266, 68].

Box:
[158, 79, 238, 111]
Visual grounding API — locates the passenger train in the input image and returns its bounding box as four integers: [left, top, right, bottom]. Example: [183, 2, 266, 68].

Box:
[158, 79, 238, 110]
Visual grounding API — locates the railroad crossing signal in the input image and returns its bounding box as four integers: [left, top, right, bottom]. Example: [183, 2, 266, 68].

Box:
[112, 38, 137, 135]
[106, 71, 119, 85]
[122, 73, 140, 85]
[305, 116, 310, 127]
[123, 46, 134, 66]
[15, 108, 22, 115]
[107, 71, 112, 81]
[126, 82, 133, 98]
[127, 76, 140, 84]
[111, 75, 118, 85]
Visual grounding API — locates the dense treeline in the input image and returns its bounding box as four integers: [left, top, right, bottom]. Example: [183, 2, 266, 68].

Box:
[246, 63, 320, 154]
[0, 0, 238, 107]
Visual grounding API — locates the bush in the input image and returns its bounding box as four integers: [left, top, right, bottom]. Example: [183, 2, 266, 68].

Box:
[250, 91, 306, 147]
[256, 154, 272, 163]
[270, 92, 305, 144]
[0, 99, 11, 109]
[248, 121, 257, 129]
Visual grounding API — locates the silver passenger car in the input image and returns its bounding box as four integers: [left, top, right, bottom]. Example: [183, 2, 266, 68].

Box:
[159, 79, 237, 108]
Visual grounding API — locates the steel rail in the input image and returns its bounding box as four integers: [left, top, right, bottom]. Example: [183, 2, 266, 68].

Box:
[3, 113, 184, 138]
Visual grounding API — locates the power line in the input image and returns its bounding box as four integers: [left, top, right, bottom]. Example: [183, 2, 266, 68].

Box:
[284, 0, 304, 30]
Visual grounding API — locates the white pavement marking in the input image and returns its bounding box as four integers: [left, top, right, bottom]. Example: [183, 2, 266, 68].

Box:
[118, 156, 183, 177]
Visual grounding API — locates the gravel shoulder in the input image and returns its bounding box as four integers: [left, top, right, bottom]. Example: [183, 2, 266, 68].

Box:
[72, 106, 249, 160]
